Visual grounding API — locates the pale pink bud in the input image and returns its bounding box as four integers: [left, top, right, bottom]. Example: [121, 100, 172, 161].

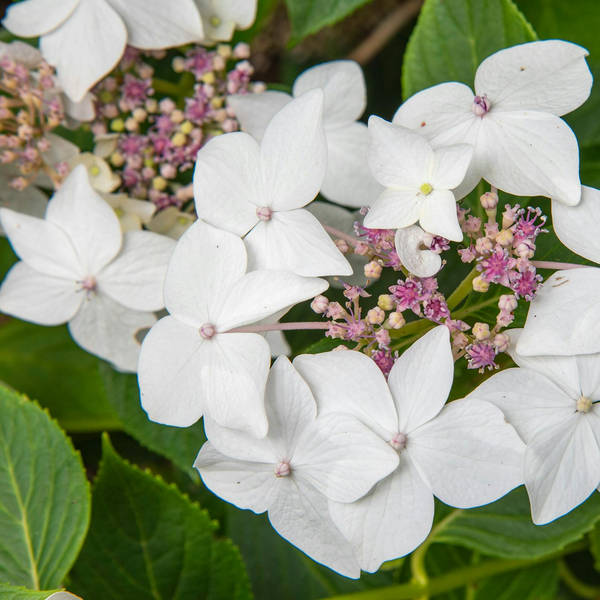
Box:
[366, 307, 385, 325]
[472, 322, 490, 341]
[498, 294, 518, 312]
[475, 237, 493, 254]
[233, 42, 251, 59]
[335, 239, 350, 254]
[159, 98, 175, 114]
[310, 295, 329, 314]
[480, 191, 498, 209]
[473, 94, 491, 117]
[496, 310, 515, 328]
[199, 323, 216, 339]
[364, 260, 382, 279]
[325, 302, 345, 320]
[472, 275, 489, 293]
[493, 333, 510, 352]
[377, 294, 394, 311]
[160, 163, 177, 179]
[388, 311, 405, 329]
[502, 204, 519, 229]
[354, 242, 370, 256]
[495, 229, 513, 247]
[375, 328, 391, 347]
[514, 239, 535, 259]
[452, 332, 469, 349]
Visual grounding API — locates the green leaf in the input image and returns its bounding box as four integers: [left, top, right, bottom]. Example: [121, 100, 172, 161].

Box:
[0, 584, 79, 600]
[514, 0, 600, 148]
[0, 320, 120, 432]
[98, 364, 205, 476]
[69, 435, 252, 600]
[434, 488, 600, 559]
[475, 561, 559, 599]
[402, 0, 536, 99]
[285, 0, 374, 44]
[590, 521, 600, 571]
[0, 384, 90, 589]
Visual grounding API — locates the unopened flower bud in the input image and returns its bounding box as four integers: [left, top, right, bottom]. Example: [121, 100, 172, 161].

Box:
[463, 215, 481, 233]
[125, 117, 139, 132]
[502, 204, 519, 229]
[354, 242, 370, 256]
[480, 191, 498, 210]
[375, 328, 391, 347]
[493, 333, 510, 352]
[335, 239, 349, 254]
[378, 294, 394, 311]
[388, 311, 405, 329]
[152, 176, 167, 191]
[311, 295, 329, 314]
[496, 310, 514, 328]
[133, 107, 147, 122]
[233, 42, 251, 59]
[326, 302, 345, 320]
[180, 120, 193, 134]
[498, 294, 518, 312]
[160, 163, 177, 179]
[110, 152, 124, 167]
[159, 98, 175, 114]
[472, 276, 489, 293]
[514, 239, 535, 259]
[366, 307, 385, 325]
[217, 44, 232, 58]
[364, 260, 382, 279]
[452, 332, 469, 349]
[495, 229, 513, 247]
[172, 56, 186, 72]
[472, 322, 490, 341]
[170, 109, 184, 124]
[171, 132, 186, 147]
[475, 237, 493, 254]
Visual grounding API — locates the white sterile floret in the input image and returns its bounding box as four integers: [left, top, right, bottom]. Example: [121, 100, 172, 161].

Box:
[194, 90, 352, 278]
[228, 60, 381, 208]
[0, 164, 175, 371]
[394, 225, 442, 278]
[3, 0, 205, 102]
[365, 116, 472, 241]
[294, 326, 524, 572]
[137, 220, 328, 437]
[195, 356, 399, 578]
[517, 185, 600, 356]
[194, 0, 257, 43]
[469, 329, 600, 525]
[394, 40, 592, 206]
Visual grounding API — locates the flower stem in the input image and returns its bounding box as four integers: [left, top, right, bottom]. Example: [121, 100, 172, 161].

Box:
[446, 266, 479, 311]
[226, 322, 330, 334]
[323, 225, 362, 248]
[319, 541, 587, 600]
[531, 260, 586, 270]
[558, 559, 600, 598]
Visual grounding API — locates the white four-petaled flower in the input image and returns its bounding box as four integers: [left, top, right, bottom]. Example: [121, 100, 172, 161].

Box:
[365, 116, 472, 241]
[195, 356, 400, 578]
[194, 90, 352, 278]
[194, 0, 257, 43]
[294, 326, 524, 572]
[0, 165, 175, 371]
[469, 329, 600, 524]
[228, 60, 381, 208]
[394, 40, 592, 205]
[138, 220, 328, 437]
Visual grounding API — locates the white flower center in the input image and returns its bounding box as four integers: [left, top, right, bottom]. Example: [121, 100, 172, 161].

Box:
[389, 432, 407, 452]
[79, 275, 97, 293]
[473, 94, 491, 117]
[274, 460, 291, 477]
[256, 206, 272, 221]
[199, 323, 216, 339]
[576, 395, 592, 413]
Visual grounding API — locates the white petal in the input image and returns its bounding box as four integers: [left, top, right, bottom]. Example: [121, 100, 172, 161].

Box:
[139, 316, 208, 426]
[480, 111, 580, 206]
[194, 442, 277, 513]
[409, 399, 524, 508]
[0, 41, 42, 67]
[106, 0, 204, 48]
[42, 132, 79, 165]
[363, 188, 420, 229]
[195, 0, 256, 41]
[99, 230, 174, 311]
[321, 122, 382, 208]
[293, 412, 399, 503]
[367, 117, 431, 188]
[475, 40, 592, 116]
[0, 181, 47, 230]
[388, 326, 454, 433]
[244, 210, 352, 278]
[504, 329, 581, 398]
[0, 208, 82, 279]
[418, 189, 462, 242]
[63, 91, 96, 122]
[328, 457, 434, 572]
[2, 0, 78, 37]
[393, 82, 477, 144]
[164, 221, 247, 327]
[293, 350, 398, 438]
[193, 131, 261, 235]
[40, 0, 127, 102]
[216, 267, 327, 331]
[467, 367, 575, 444]
[264, 330, 291, 357]
[0, 262, 82, 325]
[430, 144, 473, 190]
[525, 415, 600, 524]
[261, 90, 327, 211]
[293, 60, 366, 125]
[268, 478, 361, 578]
[517, 268, 600, 356]
[68, 291, 155, 371]
[576, 354, 600, 399]
[394, 225, 442, 278]
[46, 165, 122, 274]
[227, 91, 292, 142]
[552, 186, 600, 264]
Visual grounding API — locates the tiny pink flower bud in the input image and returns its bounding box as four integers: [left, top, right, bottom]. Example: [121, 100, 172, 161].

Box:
[498, 294, 518, 312]
[256, 206, 272, 221]
[389, 432, 407, 451]
[484, 222, 499, 239]
[222, 118, 238, 132]
[475, 237, 493, 254]
[310, 295, 329, 314]
[335, 239, 350, 254]
[375, 328, 391, 348]
[377, 294, 394, 311]
[472, 275, 489, 293]
[496, 309, 515, 328]
[274, 460, 291, 477]
[366, 307, 385, 325]
[364, 260, 382, 279]
[452, 332, 469, 349]
[493, 333, 510, 352]
[159, 98, 176, 114]
[459, 247, 477, 263]
[388, 311, 405, 329]
[473, 94, 491, 117]
[495, 229, 513, 247]
[472, 322, 490, 341]
[480, 191, 498, 210]
[199, 323, 216, 339]
[514, 239, 535, 259]
[325, 302, 346, 320]
[354, 242, 370, 256]
[233, 42, 251, 59]
[160, 163, 177, 179]
[502, 204, 519, 229]
[463, 215, 482, 233]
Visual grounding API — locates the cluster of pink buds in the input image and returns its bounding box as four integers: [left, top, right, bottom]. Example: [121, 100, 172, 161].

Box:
[91, 43, 261, 209]
[0, 54, 65, 189]
[459, 192, 546, 301]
